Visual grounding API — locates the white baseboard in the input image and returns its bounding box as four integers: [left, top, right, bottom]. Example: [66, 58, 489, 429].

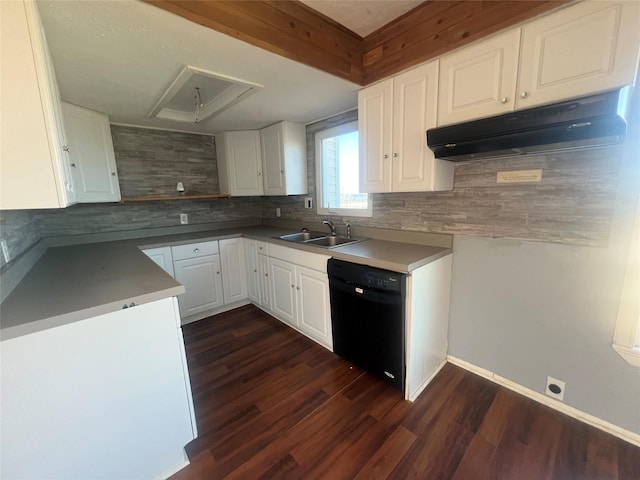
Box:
[447, 355, 640, 448]
[407, 358, 447, 402]
[154, 451, 190, 480]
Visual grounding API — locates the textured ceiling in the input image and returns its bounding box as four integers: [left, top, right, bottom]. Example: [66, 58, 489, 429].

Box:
[37, 0, 359, 135]
[300, 0, 424, 37]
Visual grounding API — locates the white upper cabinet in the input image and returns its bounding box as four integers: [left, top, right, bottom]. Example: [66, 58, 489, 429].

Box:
[216, 130, 264, 196]
[438, 29, 521, 126]
[0, 0, 75, 210]
[260, 121, 307, 196]
[437, 1, 640, 126]
[360, 60, 453, 193]
[517, 0, 640, 109]
[61, 102, 121, 203]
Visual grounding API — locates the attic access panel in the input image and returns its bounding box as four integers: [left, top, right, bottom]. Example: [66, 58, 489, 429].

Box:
[147, 66, 263, 124]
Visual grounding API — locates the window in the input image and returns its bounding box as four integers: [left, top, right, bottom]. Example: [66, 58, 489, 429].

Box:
[613, 195, 640, 367]
[315, 121, 372, 217]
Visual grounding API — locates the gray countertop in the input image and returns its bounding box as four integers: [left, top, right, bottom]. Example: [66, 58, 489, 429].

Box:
[0, 226, 451, 341]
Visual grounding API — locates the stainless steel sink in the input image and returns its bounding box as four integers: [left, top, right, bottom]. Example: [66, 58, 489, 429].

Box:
[278, 231, 326, 242]
[276, 231, 366, 249]
[304, 236, 361, 248]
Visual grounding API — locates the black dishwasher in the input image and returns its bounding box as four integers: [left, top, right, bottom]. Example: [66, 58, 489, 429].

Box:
[327, 259, 406, 392]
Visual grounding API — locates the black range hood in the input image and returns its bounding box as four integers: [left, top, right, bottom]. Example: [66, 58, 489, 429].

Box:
[427, 88, 630, 161]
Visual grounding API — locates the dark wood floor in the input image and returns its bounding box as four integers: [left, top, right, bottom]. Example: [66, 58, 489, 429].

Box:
[170, 305, 640, 480]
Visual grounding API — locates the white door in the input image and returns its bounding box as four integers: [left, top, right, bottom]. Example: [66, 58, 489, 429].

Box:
[438, 28, 520, 126]
[258, 254, 271, 310]
[244, 239, 261, 304]
[391, 60, 439, 192]
[224, 130, 264, 196]
[359, 78, 393, 193]
[142, 246, 175, 277]
[219, 238, 248, 305]
[296, 266, 332, 350]
[173, 254, 224, 318]
[269, 258, 297, 327]
[61, 102, 121, 203]
[518, 1, 640, 109]
[260, 122, 285, 196]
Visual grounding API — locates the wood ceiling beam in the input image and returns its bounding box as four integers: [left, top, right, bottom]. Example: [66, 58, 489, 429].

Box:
[146, 0, 570, 87]
[145, 0, 363, 85]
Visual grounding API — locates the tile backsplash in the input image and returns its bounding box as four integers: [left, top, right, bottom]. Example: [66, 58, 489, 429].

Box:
[0, 111, 634, 269]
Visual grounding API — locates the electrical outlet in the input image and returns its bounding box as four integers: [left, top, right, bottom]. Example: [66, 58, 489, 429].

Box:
[1, 240, 9, 263]
[545, 376, 565, 401]
[180, 213, 188, 225]
[305, 197, 313, 209]
[276, 208, 281, 218]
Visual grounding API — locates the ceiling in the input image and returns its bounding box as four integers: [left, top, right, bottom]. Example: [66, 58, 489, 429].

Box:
[299, 0, 424, 37]
[37, 0, 364, 135]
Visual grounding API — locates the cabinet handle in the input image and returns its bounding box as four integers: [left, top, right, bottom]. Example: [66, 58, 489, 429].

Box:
[111, 172, 116, 177]
[193, 248, 199, 253]
[296, 286, 300, 291]
[254, 269, 257, 273]
[265, 273, 269, 277]
[383, 154, 388, 159]
[501, 97, 508, 104]
[62, 145, 70, 152]
[216, 271, 220, 275]
[393, 153, 398, 158]
[291, 284, 295, 289]
[257, 172, 262, 176]
[520, 91, 528, 99]
[70, 163, 76, 168]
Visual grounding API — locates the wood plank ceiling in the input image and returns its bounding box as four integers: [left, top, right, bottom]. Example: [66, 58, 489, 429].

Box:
[145, 0, 569, 86]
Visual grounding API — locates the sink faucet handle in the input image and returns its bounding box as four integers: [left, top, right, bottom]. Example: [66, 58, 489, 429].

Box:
[345, 222, 351, 239]
[301, 227, 309, 232]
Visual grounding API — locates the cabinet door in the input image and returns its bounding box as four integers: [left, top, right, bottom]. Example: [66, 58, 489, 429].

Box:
[61, 102, 121, 203]
[438, 29, 520, 126]
[518, 1, 640, 109]
[0, 0, 75, 210]
[296, 266, 332, 350]
[359, 78, 393, 193]
[219, 238, 248, 305]
[260, 122, 286, 196]
[258, 254, 271, 310]
[173, 254, 224, 318]
[269, 258, 297, 327]
[392, 61, 441, 192]
[142, 247, 175, 277]
[244, 239, 261, 304]
[216, 131, 264, 196]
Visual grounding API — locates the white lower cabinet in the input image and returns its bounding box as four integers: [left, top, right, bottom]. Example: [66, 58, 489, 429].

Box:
[173, 254, 224, 319]
[258, 253, 272, 311]
[142, 246, 174, 277]
[269, 257, 297, 327]
[0, 297, 196, 480]
[219, 238, 248, 305]
[265, 244, 332, 350]
[244, 238, 261, 304]
[295, 265, 332, 350]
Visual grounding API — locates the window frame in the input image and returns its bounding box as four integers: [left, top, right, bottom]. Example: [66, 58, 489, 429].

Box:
[314, 121, 372, 218]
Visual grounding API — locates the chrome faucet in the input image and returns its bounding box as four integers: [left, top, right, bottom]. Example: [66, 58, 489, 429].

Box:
[323, 219, 336, 236]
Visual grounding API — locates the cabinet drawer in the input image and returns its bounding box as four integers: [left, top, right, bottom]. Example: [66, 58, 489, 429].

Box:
[171, 241, 219, 261]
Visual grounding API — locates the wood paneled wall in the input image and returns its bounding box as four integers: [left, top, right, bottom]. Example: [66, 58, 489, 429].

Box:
[146, 0, 569, 86]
